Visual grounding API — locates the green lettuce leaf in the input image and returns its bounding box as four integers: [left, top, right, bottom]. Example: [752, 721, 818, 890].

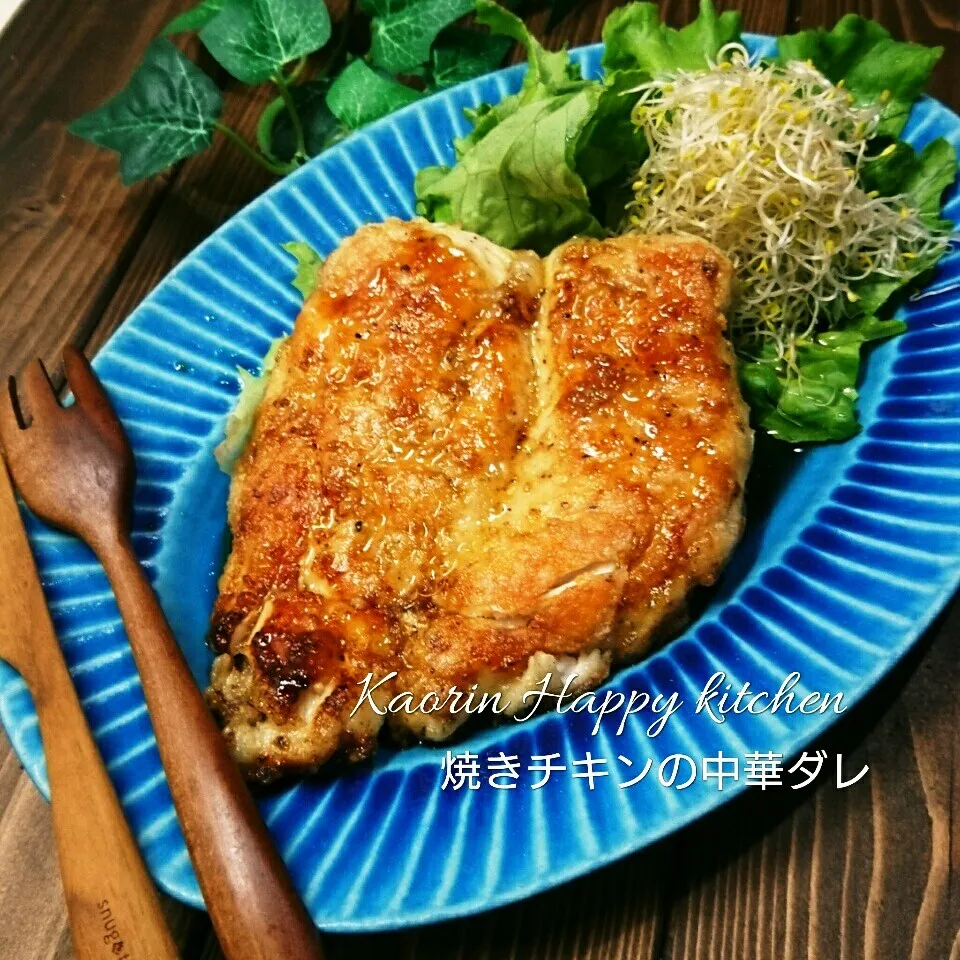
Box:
[448, 0, 586, 156]
[282, 241, 323, 297]
[200, 0, 332, 85]
[69, 39, 223, 185]
[861, 137, 957, 227]
[601, 0, 742, 75]
[416, 1, 628, 251]
[848, 138, 957, 316]
[739, 316, 907, 443]
[777, 16, 942, 138]
[326, 59, 422, 129]
[416, 86, 605, 252]
[577, 67, 649, 193]
[215, 336, 287, 471]
[475, 0, 580, 91]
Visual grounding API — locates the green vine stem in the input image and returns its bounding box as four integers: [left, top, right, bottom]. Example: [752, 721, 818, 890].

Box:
[256, 96, 287, 160]
[273, 72, 307, 162]
[213, 121, 297, 176]
[286, 55, 309, 83]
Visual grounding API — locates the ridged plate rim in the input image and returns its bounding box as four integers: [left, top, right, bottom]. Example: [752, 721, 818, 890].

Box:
[2, 36, 960, 931]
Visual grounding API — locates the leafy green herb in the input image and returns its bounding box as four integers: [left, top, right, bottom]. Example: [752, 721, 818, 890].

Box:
[326, 59, 423, 128]
[418, 87, 605, 252]
[416, 2, 610, 251]
[601, 0, 741, 75]
[739, 316, 910, 443]
[215, 336, 287, 471]
[370, 0, 476, 74]
[429, 26, 512, 90]
[476, 0, 581, 93]
[736, 138, 956, 444]
[416, 0, 740, 252]
[200, 0, 332, 85]
[282, 240, 324, 296]
[778, 16, 942, 138]
[69, 39, 223, 185]
[163, 0, 226, 35]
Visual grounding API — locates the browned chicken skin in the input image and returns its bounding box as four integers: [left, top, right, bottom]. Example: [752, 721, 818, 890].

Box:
[207, 219, 752, 780]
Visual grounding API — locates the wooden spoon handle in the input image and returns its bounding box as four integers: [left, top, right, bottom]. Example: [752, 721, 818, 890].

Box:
[97, 536, 322, 960]
[36, 662, 181, 960]
[0, 460, 179, 960]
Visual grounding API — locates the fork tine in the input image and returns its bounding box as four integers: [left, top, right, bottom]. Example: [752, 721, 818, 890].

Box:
[62, 346, 122, 429]
[19, 359, 60, 422]
[0, 377, 26, 457]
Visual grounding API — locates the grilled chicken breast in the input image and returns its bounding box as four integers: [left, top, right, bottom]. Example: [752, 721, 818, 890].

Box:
[207, 219, 752, 780]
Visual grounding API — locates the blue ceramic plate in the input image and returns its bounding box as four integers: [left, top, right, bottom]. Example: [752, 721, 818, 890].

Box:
[3, 37, 960, 932]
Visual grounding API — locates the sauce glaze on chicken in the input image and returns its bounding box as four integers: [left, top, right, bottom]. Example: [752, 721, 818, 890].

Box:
[207, 219, 752, 781]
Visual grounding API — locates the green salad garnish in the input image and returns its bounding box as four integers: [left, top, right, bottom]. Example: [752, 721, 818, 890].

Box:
[416, 0, 957, 444]
[71, 0, 957, 444]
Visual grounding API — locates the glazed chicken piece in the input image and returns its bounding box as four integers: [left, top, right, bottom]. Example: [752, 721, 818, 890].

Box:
[207, 221, 753, 779]
[393, 234, 752, 740]
[207, 219, 541, 780]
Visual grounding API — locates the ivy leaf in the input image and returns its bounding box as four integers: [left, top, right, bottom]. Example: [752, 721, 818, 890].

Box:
[69, 39, 223, 185]
[163, 0, 225, 35]
[326, 59, 422, 129]
[429, 27, 512, 90]
[358, 0, 417, 13]
[264, 79, 345, 160]
[282, 241, 323, 297]
[200, 0, 332, 84]
[370, 0, 475, 75]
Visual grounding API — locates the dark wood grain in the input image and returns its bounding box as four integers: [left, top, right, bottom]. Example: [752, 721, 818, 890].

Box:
[0, 0, 206, 381]
[663, 596, 960, 960]
[0, 0, 959, 957]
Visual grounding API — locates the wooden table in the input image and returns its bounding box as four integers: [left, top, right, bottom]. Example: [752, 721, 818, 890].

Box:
[1, 0, 959, 957]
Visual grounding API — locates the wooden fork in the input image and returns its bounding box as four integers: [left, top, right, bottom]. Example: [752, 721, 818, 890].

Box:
[0, 347, 323, 960]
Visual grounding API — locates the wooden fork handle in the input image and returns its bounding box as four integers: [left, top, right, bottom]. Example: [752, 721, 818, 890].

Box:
[36, 661, 181, 960]
[96, 536, 322, 960]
